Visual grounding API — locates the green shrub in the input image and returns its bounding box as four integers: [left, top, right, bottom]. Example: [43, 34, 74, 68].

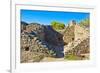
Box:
[65, 54, 80, 60]
[51, 21, 65, 30]
[79, 18, 90, 28]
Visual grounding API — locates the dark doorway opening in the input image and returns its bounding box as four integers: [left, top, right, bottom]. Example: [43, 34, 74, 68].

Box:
[25, 47, 29, 51]
[72, 38, 74, 41]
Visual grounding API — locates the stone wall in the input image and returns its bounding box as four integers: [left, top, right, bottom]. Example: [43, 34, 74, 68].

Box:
[21, 32, 51, 63]
[63, 20, 89, 46]
[25, 23, 45, 41]
[21, 22, 64, 62]
[63, 25, 75, 45]
[74, 24, 89, 41]
[63, 20, 89, 60]
[64, 38, 90, 59]
[20, 20, 90, 62]
[21, 23, 50, 63]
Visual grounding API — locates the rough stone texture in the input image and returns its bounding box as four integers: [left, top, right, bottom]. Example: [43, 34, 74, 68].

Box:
[21, 21, 28, 32]
[21, 23, 49, 63]
[20, 20, 90, 62]
[63, 25, 75, 45]
[21, 31, 51, 62]
[63, 21, 89, 46]
[74, 24, 89, 41]
[64, 38, 89, 55]
[20, 22, 64, 62]
[25, 23, 45, 41]
[63, 20, 90, 59]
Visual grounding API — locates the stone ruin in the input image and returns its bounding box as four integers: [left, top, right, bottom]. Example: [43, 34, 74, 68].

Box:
[21, 22, 64, 63]
[63, 20, 90, 60]
[21, 20, 90, 62]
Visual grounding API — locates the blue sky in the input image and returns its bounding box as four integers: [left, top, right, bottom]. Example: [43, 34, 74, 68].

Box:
[21, 9, 89, 25]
